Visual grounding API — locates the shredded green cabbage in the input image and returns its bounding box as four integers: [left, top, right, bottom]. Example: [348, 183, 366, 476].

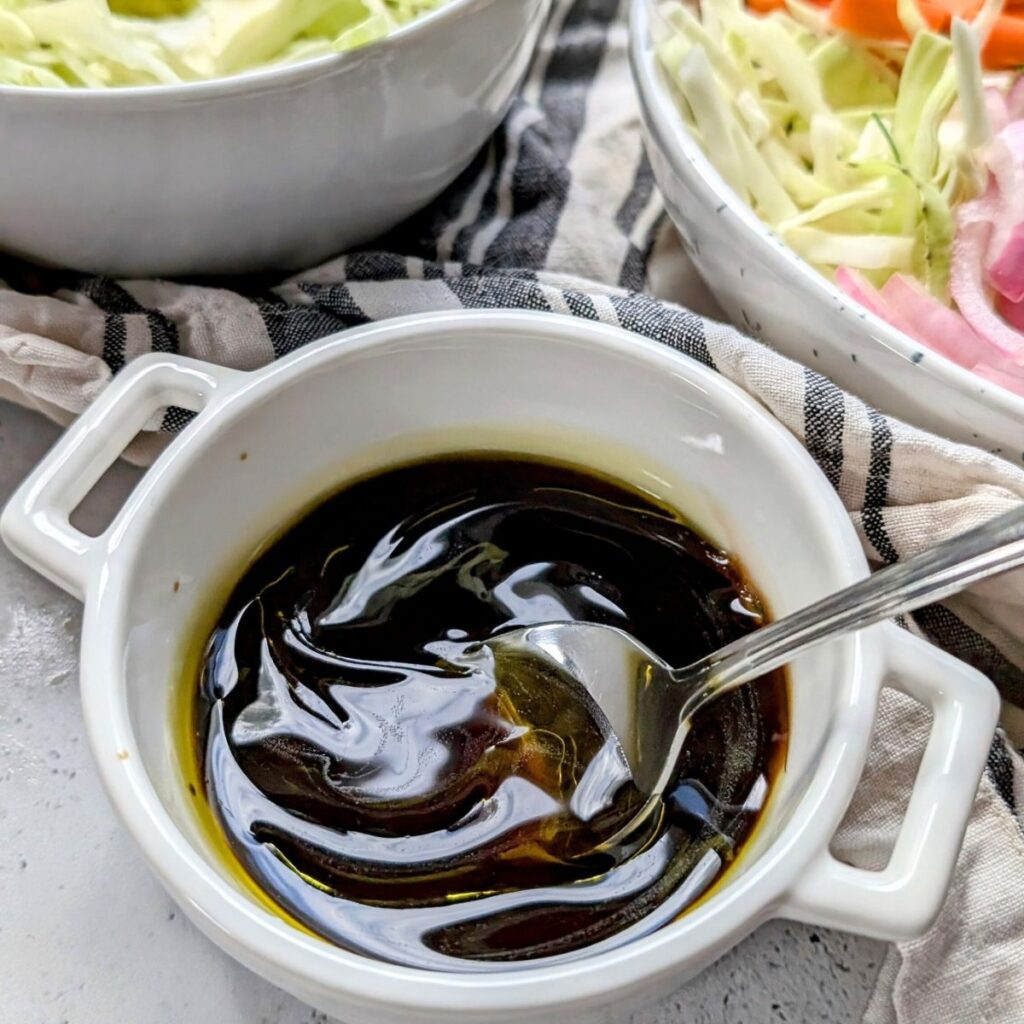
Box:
[655, 0, 973, 299]
[0, 0, 448, 86]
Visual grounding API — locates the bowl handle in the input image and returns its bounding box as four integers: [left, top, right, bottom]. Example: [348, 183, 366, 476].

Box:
[780, 626, 999, 942]
[0, 354, 244, 602]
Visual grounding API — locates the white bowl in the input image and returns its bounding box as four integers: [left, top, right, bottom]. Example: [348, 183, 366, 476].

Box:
[629, 0, 1024, 466]
[0, 0, 548, 278]
[0, 311, 998, 1024]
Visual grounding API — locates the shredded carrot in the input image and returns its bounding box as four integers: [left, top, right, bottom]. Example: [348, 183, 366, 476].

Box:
[743, 0, 1024, 68]
[829, 0, 908, 40]
[829, 0, 983, 40]
[985, 12, 1024, 67]
[924, 0, 985, 19]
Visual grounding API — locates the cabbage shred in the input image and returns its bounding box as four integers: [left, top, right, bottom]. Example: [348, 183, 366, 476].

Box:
[0, 0, 448, 87]
[654, 0, 978, 299]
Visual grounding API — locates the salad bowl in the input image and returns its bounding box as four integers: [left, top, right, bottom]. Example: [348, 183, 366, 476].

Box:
[630, 0, 1024, 465]
[0, 0, 549, 278]
[0, 311, 998, 1023]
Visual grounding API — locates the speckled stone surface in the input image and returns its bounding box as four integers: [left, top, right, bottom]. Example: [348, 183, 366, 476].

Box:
[0, 399, 887, 1024]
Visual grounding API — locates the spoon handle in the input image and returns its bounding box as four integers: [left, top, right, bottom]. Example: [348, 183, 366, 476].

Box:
[675, 506, 1024, 698]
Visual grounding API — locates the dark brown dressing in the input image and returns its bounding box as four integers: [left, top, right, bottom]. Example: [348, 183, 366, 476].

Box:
[191, 455, 787, 970]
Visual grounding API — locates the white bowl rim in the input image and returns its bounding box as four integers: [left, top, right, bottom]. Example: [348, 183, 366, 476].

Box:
[81, 310, 880, 1014]
[0, 0, 480, 104]
[629, 0, 1024, 431]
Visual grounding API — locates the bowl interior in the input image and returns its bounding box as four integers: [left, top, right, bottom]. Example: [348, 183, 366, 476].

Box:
[0, 0, 479, 101]
[104, 316, 870, 969]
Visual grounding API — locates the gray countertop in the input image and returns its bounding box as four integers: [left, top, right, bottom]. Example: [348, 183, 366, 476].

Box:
[0, 398, 886, 1024]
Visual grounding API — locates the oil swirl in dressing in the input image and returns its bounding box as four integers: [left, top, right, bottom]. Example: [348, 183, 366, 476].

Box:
[191, 456, 787, 970]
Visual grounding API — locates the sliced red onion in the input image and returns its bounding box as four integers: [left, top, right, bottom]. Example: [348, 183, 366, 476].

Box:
[988, 223, 1024, 303]
[980, 123, 1024, 295]
[834, 266, 903, 324]
[951, 217, 1024, 363]
[998, 291, 1024, 332]
[880, 273, 985, 368]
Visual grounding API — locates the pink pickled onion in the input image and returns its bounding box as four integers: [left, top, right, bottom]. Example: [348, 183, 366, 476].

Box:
[988, 224, 1024, 303]
[980, 123, 1024, 301]
[880, 274, 986, 368]
[951, 213, 1024, 363]
[834, 268, 1020, 388]
[834, 266, 906, 324]
[998, 291, 1024, 332]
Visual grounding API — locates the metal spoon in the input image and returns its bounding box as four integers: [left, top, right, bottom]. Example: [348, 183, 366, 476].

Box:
[482, 506, 1024, 840]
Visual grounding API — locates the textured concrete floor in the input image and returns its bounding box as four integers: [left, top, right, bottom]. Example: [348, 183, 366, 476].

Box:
[0, 399, 887, 1024]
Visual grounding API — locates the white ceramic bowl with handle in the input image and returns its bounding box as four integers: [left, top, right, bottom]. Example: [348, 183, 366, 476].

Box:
[629, 0, 1024, 466]
[0, 311, 998, 1024]
[0, 0, 548, 278]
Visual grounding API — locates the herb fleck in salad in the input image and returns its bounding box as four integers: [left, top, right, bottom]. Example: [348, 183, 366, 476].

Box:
[0, 0, 448, 87]
[656, 0, 1024, 396]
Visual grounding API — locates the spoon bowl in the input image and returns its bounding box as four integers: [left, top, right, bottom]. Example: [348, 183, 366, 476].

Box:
[486, 506, 1024, 842]
[483, 623, 693, 800]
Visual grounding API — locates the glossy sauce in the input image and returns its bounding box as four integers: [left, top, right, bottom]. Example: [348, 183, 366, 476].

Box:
[189, 456, 787, 970]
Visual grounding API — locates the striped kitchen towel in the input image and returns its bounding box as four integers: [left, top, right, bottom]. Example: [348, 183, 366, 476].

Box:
[0, 2, 1022, 1021]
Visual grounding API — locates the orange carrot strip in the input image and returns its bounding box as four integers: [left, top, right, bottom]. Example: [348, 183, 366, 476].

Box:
[984, 14, 1024, 68]
[924, 0, 984, 18]
[828, 0, 977, 39]
[829, 0, 909, 40]
[748, 0, 1024, 69]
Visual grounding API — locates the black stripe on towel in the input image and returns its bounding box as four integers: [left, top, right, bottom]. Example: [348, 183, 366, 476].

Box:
[913, 603, 1024, 707]
[610, 293, 714, 368]
[618, 218, 664, 294]
[161, 407, 197, 433]
[78, 278, 180, 373]
[255, 295, 355, 360]
[863, 408, 899, 564]
[615, 151, 657, 240]
[342, 252, 413, 282]
[297, 283, 374, 329]
[482, 0, 620, 270]
[443, 273, 553, 313]
[987, 738, 1020, 825]
[77, 278, 185, 430]
[803, 369, 845, 491]
[563, 288, 600, 320]
[101, 312, 128, 375]
[616, 152, 662, 291]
